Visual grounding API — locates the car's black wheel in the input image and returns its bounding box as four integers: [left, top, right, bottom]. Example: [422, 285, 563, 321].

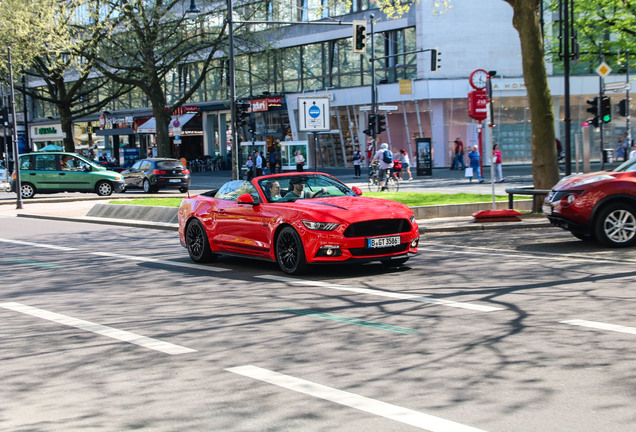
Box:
[276, 226, 307, 275]
[143, 179, 153, 193]
[594, 203, 636, 248]
[95, 181, 113, 196]
[20, 183, 36, 199]
[185, 219, 216, 263]
[179, 187, 188, 193]
[381, 257, 409, 267]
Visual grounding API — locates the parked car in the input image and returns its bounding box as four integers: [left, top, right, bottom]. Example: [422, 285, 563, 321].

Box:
[543, 158, 636, 247]
[10, 152, 125, 199]
[121, 158, 190, 193]
[0, 160, 6, 182]
[178, 172, 419, 274]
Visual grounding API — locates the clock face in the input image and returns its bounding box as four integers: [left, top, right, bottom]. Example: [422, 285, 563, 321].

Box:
[469, 69, 488, 89]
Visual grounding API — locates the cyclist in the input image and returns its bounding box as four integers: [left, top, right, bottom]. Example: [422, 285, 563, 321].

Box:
[372, 143, 394, 191]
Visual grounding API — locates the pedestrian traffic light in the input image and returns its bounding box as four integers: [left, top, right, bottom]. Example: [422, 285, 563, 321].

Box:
[601, 96, 611, 123]
[586, 97, 600, 128]
[235, 101, 250, 129]
[430, 49, 441, 71]
[352, 21, 366, 53]
[616, 98, 628, 117]
[363, 113, 376, 136]
[376, 114, 386, 135]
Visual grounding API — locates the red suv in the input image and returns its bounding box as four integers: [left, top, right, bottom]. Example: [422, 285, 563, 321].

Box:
[543, 158, 636, 247]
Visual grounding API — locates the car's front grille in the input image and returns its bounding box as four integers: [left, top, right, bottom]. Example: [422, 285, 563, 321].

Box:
[344, 219, 411, 238]
[349, 243, 409, 257]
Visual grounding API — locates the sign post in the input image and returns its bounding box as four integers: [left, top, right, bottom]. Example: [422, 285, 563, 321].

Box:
[298, 97, 331, 170]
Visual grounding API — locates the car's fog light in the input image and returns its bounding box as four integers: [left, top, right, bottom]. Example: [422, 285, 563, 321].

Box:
[411, 236, 419, 248]
[317, 245, 342, 257]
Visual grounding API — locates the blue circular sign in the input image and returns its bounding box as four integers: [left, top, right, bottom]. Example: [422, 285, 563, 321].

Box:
[308, 105, 321, 118]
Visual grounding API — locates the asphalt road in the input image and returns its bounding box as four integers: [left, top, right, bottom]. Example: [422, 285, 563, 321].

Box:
[0, 217, 634, 431]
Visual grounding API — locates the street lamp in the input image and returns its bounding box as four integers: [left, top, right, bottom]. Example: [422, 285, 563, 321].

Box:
[186, 0, 200, 16]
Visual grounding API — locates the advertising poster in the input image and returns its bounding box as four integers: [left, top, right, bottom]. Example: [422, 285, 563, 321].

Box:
[416, 137, 432, 176]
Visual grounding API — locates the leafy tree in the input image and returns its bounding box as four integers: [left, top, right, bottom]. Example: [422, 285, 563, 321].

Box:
[90, 0, 232, 158]
[570, 0, 636, 66]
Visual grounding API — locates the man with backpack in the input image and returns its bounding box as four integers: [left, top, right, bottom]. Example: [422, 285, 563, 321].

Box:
[372, 143, 394, 191]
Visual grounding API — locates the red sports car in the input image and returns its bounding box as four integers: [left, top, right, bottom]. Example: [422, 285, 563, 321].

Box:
[543, 158, 636, 247]
[178, 172, 419, 274]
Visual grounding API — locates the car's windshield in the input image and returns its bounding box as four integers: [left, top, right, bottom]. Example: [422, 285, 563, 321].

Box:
[258, 174, 354, 203]
[612, 158, 636, 173]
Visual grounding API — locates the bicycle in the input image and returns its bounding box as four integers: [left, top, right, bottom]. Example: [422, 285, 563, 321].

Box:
[368, 162, 399, 192]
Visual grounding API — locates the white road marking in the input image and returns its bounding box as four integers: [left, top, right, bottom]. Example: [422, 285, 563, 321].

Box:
[226, 365, 489, 432]
[90, 251, 228, 272]
[0, 238, 76, 251]
[0, 302, 196, 355]
[561, 319, 636, 336]
[0, 237, 227, 272]
[421, 244, 636, 264]
[257, 275, 502, 312]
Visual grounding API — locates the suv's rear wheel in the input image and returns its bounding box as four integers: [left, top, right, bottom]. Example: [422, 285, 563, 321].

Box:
[20, 183, 36, 199]
[594, 203, 636, 247]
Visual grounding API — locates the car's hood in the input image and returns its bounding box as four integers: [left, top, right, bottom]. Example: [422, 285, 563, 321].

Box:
[277, 196, 412, 221]
[553, 170, 618, 190]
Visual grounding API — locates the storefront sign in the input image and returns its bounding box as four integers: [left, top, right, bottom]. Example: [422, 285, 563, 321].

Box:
[251, 99, 269, 112]
[399, 79, 412, 95]
[267, 96, 282, 106]
[38, 127, 58, 135]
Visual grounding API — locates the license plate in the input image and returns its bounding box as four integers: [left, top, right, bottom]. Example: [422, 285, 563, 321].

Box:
[367, 235, 400, 248]
[542, 204, 552, 215]
[169, 179, 181, 183]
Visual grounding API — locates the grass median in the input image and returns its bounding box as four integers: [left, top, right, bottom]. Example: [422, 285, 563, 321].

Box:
[109, 192, 521, 208]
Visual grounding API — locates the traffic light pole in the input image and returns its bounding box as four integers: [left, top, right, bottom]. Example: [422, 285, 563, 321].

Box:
[370, 14, 377, 152]
[626, 51, 632, 149]
[7, 48, 22, 210]
[598, 46, 605, 170]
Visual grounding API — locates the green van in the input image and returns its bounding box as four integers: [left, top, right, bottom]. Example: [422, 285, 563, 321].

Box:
[11, 152, 126, 199]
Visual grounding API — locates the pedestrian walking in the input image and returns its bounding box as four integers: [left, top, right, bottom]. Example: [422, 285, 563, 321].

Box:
[352, 145, 364, 178]
[294, 149, 305, 172]
[399, 149, 413, 181]
[467, 145, 483, 183]
[452, 137, 465, 170]
[254, 151, 263, 177]
[268, 146, 278, 174]
[245, 154, 254, 180]
[366, 138, 374, 167]
[492, 144, 504, 182]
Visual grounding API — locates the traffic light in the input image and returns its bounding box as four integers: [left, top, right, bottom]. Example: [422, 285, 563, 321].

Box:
[601, 96, 611, 123]
[352, 21, 366, 53]
[617, 99, 628, 117]
[586, 97, 600, 128]
[235, 101, 250, 129]
[363, 113, 376, 136]
[376, 114, 386, 135]
[431, 49, 441, 71]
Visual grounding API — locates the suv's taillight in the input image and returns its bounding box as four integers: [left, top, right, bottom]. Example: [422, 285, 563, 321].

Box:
[182, 169, 190, 174]
[152, 169, 166, 175]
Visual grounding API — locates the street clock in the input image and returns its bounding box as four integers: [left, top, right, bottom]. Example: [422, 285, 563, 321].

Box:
[469, 69, 489, 90]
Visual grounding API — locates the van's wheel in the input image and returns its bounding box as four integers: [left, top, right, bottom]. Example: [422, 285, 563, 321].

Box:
[20, 183, 36, 199]
[185, 219, 216, 263]
[96, 181, 113, 196]
[594, 203, 636, 247]
[276, 226, 307, 275]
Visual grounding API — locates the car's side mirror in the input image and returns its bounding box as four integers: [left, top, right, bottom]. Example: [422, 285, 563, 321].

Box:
[237, 193, 258, 205]
[351, 186, 363, 196]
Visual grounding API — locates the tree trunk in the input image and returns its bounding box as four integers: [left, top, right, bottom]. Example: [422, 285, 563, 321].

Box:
[58, 104, 75, 152]
[505, 0, 560, 193]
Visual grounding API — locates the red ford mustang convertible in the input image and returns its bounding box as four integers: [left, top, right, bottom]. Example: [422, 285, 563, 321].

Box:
[178, 172, 419, 274]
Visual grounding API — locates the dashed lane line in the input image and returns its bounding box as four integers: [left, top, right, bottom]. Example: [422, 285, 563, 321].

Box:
[561, 319, 636, 336]
[0, 302, 196, 355]
[226, 365, 489, 432]
[0, 237, 228, 272]
[257, 275, 502, 312]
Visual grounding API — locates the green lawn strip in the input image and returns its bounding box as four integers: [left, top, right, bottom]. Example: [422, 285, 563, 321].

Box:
[109, 192, 525, 208]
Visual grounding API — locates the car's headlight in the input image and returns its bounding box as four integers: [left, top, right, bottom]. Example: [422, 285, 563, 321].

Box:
[302, 221, 340, 231]
[570, 175, 613, 187]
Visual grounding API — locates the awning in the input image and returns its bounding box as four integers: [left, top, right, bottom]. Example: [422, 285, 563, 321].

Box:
[137, 113, 196, 134]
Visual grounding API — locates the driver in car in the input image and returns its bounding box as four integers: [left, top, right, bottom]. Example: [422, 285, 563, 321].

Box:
[284, 177, 326, 199]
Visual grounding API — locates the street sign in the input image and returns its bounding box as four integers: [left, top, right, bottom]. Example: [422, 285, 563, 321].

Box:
[605, 82, 631, 92]
[378, 105, 398, 111]
[359, 106, 372, 111]
[595, 61, 612, 79]
[298, 97, 330, 131]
